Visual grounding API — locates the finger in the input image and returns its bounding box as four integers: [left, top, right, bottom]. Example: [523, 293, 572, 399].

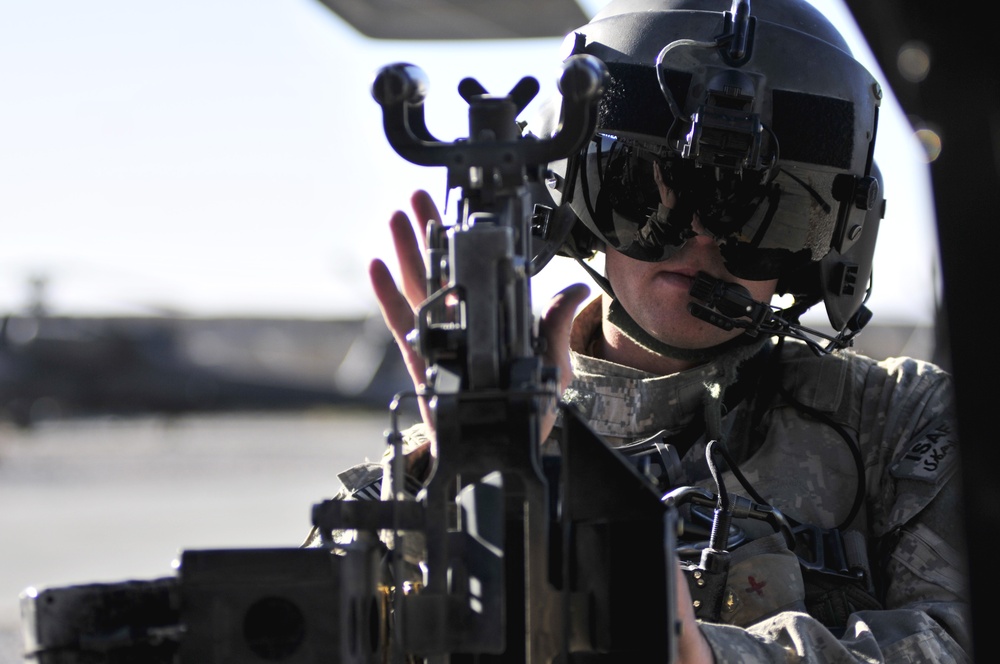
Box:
[389, 211, 428, 308]
[369, 258, 417, 347]
[369, 258, 426, 378]
[660, 186, 677, 209]
[539, 283, 591, 392]
[674, 560, 714, 663]
[536, 284, 590, 443]
[371, 258, 435, 428]
[410, 190, 442, 247]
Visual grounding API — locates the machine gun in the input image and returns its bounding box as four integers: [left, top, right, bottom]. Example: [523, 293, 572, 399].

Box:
[20, 57, 678, 663]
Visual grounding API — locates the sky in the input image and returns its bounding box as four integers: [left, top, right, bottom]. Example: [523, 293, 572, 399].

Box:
[0, 0, 938, 325]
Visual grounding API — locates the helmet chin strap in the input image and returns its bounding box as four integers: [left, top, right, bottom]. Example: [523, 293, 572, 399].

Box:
[572, 255, 763, 363]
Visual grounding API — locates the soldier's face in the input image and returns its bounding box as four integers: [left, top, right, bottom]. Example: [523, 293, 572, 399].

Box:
[604, 226, 778, 350]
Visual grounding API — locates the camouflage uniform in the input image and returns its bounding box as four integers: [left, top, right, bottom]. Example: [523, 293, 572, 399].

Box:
[317, 299, 969, 662]
[557, 299, 969, 662]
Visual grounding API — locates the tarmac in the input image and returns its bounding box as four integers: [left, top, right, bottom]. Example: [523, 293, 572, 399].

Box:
[0, 409, 393, 663]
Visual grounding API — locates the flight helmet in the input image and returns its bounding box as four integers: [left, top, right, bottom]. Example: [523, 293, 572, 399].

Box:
[536, 0, 884, 333]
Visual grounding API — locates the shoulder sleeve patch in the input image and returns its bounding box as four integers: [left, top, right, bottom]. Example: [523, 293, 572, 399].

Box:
[336, 462, 383, 493]
[890, 419, 958, 483]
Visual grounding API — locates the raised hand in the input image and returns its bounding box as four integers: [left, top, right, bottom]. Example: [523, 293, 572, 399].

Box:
[368, 190, 590, 443]
[368, 190, 439, 427]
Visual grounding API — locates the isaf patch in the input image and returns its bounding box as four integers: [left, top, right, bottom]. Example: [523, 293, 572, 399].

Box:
[890, 419, 958, 483]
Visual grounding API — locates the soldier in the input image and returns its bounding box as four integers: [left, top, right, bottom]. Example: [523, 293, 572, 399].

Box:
[356, 0, 969, 660]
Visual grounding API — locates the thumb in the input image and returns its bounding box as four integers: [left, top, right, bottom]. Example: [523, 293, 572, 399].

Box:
[539, 283, 591, 391]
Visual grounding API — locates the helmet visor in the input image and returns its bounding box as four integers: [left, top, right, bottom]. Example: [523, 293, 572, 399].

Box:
[577, 136, 835, 280]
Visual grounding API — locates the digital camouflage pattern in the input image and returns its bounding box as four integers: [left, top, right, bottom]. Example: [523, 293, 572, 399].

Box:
[555, 299, 970, 662]
[318, 297, 969, 662]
